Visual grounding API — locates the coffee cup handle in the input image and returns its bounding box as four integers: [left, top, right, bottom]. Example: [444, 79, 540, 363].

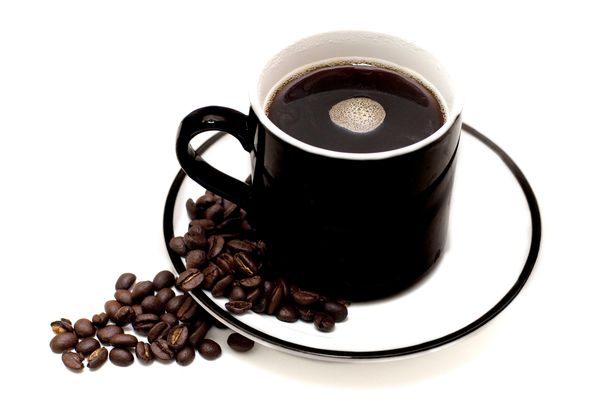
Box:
[176, 106, 252, 209]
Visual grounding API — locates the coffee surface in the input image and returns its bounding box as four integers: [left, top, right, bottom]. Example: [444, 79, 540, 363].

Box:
[266, 63, 445, 153]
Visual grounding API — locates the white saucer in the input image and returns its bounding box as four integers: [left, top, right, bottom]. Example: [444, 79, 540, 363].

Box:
[164, 124, 541, 362]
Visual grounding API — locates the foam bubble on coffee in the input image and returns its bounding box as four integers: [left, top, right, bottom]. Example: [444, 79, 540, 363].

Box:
[329, 97, 385, 133]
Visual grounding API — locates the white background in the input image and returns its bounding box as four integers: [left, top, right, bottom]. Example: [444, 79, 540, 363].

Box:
[1, 1, 613, 410]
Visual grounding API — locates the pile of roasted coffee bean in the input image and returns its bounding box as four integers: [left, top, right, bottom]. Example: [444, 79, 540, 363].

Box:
[168, 190, 349, 331]
[50, 270, 255, 371]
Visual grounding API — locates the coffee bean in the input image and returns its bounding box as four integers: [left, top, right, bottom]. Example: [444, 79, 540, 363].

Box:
[252, 296, 267, 313]
[167, 325, 189, 350]
[184, 232, 208, 250]
[188, 223, 207, 237]
[186, 249, 208, 269]
[50, 332, 78, 353]
[215, 253, 236, 275]
[204, 203, 224, 222]
[115, 272, 136, 290]
[50, 318, 73, 334]
[228, 285, 246, 301]
[133, 313, 159, 334]
[186, 198, 200, 220]
[225, 300, 252, 314]
[211, 275, 234, 298]
[150, 340, 174, 361]
[266, 283, 284, 315]
[132, 304, 144, 316]
[196, 192, 216, 209]
[160, 313, 178, 326]
[87, 347, 108, 369]
[202, 264, 223, 289]
[263, 280, 274, 295]
[190, 218, 215, 231]
[165, 295, 187, 314]
[97, 325, 124, 344]
[147, 322, 170, 343]
[177, 268, 204, 292]
[227, 333, 254, 352]
[76, 337, 101, 356]
[110, 333, 138, 348]
[277, 278, 290, 298]
[276, 304, 298, 322]
[177, 297, 199, 322]
[113, 306, 135, 326]
[188, 321, 209, 346]
[207, 235, 225, 259]
[239, 276, 262, 289]
[130, 281, 155, 303]
[141, 295, 164, 315]
[156, 288, 175, 306]
[227, 239, 257, 254]
[169, 236, 188, 257]
[198, 339, 221, 360]
[113, 289, 132, 306]
[176, 346, 195, 366]
[245, 288, 262, 302]
[298, 307, 316, 322]
[104, 300, 121, 318]
[62, 351, 84, 371]
[222, 199, 239, 219]
[313, 312, 335, 332]
[234, 252, 257, 276]
[109, 348, 134, 367]
[322, 301, 348, 322]
[291, 290, 320, 306]
[91, 313, 109, 328]
[135, 342, 153, 363]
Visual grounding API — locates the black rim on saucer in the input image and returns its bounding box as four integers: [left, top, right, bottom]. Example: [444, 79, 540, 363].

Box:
[163, 124, 542, 361]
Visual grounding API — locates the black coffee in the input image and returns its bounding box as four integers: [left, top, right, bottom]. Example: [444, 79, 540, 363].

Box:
[266, 62, 446, 153]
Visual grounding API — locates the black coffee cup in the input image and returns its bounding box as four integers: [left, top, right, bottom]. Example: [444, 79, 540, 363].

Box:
[177, 31, 462, 301]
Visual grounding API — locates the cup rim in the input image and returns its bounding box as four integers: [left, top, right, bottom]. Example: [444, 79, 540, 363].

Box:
[249, 30, 463, 160]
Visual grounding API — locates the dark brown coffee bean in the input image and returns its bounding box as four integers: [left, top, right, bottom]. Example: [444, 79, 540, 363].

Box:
[51, 318, 73, 334]
[150, 339, 174, 361]
[245, 288, 262, 302]
[234, 252, 257, 276]
[96, 325, 124, 344]
[167, 325, 189, 350]
[141, 295, 164, 315]
[190, 218, 216, 231]
[132, 304, 144, 317]
[196, 192, 216, 208]
[263, 280, 274, 295]
[298, 307, 316, 322]
[135, 342, 153, 363]
[207, 235, 225, 259]
[113, 306, 135, 326]
[160, 313, 178, 326]
[202, 264, 223, 289]
[188, 321, 209, 346]
[114, 289, 132, 306]
[186, 249, 208, 269]
[130, 281, 155, 303]
[62, 351, 84, 371]
[165, 295, 187, 314]
[104, 300, 121, 317]
[176, 346, 196, 366]
[132, 313, 159, 333]
[277, 278, 290, 298]
[276, 304, 299, 322]
[87, 347, 108, 369]
[252, 296, 267, 313]
[110, 333, 138, 348]
[266, 283, 284, 315]
[115, 272, 136, 290]
[76, 337, 101, 356]
[50, 333, 78, 353]
[188, 222, 208, 237]
[73, 324, 96, 343]
[215, 253, 236, 274]
[313, 312, 335, 332]
[322, 301, 348, 322]
[177, 296, 199, 322]
[156, 287, 175, 306]
[169, 236, 188, 257]
[225, 300, 252, 314]
[239, 276, 262, 289]
[204, 203, 224, 222]
[109, 348, 134, 366]
[227, 239, 257, 254]
[91, 313, 109, 328]
[197, 339, 222, 360]
[147, 322, 170, 343]
[227, 333, 254, 352]
[186, 198, 200, 219]
[211, 275, 234, 298]
[228, 285, 246, 301]
[291, 290, 320, 306]
[177, 268, 204, 292]
[184, 232, 208, 250]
